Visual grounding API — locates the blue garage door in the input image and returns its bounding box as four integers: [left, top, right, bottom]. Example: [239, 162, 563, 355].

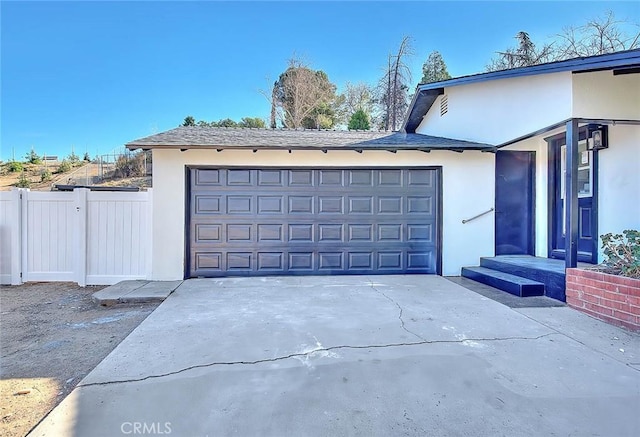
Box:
[188, 168, 440, 277]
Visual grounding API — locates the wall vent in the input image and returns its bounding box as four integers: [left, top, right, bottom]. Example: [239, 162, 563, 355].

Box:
[440, 95, 448, 116]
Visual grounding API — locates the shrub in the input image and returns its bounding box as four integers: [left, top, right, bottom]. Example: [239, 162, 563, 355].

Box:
[16, 172, 31, 188]
[601, 230, 640, 279]
[67, 151, 80, 164]
[25, 150, 42, 164]
[57, 159, 72, 173]
[7, 160, 23, 172]
[41, 168, 52, 182]
[113, 153, 145, 178]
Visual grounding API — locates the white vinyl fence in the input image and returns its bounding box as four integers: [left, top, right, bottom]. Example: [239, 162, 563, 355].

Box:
[0, 188, 152, 286]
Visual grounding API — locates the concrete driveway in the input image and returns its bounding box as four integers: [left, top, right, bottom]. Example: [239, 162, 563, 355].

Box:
[30, 275, 640, 436]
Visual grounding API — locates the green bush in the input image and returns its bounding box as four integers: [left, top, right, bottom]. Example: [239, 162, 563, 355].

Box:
[601, 230, 640, 279]
[16, 172, 31, 188]
[25, 150, 42, 164]
[68, 152, 80, 164]
[7, 161, 23, 172]
[41, 168, 52, 182]
[57, 159, 72, 173]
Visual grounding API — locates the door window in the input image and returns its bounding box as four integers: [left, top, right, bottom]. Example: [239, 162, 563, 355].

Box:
[559, 140, 592, 235]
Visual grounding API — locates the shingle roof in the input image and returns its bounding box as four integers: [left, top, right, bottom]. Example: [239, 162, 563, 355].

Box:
[126, 127, 494, 152]
[404, 48, 640, 133]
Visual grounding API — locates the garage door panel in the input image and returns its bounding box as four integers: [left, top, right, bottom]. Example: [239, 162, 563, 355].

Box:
[289, 224, 314, 242]
[378, 224, 402, 242]
[407, 251, 434, 270]
[195, 224, 222, 242]
[257, 224, 283, 242]
[195, 196, 222, 214]
[349, 170, 373, 186]
[348, 225, 373, 242]
[289, 196, 314, 213]
[319, 252, 344, 270]
[227, 169, 252, 185]
[227, 252, 252, 270]
[378, 252, 403, 269]
[257, 252, 284, 271]
[288, 252, 313, 270]
[227, 196, 252, 214]
[349, 197, 373, 214]
[258, 170, 284, 186]
[227, 224, 252, 242]
[289, 170, 314, 186]
[196, 169, 221, 185]
[189, 168, 439, 277]
[258, 196, 284, 213]
[318, 197, 343, 214]
[407, 196, 432, 214]
[348, 252, 373, 269]
[195, 253, 222, 271]
[408, 169, 434, 186]
[318, 170, 344, 186]
[378, 197, 403, 214]
[379, 169, 403, 186]
[407, 224, 433, 242]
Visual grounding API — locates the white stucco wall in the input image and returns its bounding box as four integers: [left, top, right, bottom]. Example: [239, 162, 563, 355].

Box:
[572, 70, 640, 120]
[597, 124, 640, 261]
[416, 72, 573, 145]
[151, 149, 495, 280]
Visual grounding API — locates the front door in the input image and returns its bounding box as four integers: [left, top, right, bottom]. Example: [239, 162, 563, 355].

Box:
[548, 132, 598, 263]
[495, 151, 535, 255]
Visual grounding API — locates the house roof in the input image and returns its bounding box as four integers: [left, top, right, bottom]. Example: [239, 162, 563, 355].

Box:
[126, 127, 494, 152]
[404, 49, 640, 133]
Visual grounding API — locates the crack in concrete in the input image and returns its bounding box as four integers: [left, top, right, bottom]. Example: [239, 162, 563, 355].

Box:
[77, 333, 557, 388]
[366, 278, 425, 341]
[515, 311, 640, 373]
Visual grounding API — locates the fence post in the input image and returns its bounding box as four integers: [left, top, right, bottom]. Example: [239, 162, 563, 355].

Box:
[19, 188, 30, 284]
[10, 188, 23, 285]
[145, 188, 153, 280]
[75, 188, 89, 286]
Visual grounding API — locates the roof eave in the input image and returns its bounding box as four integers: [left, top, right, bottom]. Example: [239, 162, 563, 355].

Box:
[126, 143, 494, 153]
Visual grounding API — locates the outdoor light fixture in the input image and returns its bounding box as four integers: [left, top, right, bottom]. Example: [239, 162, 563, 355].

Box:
[587, 124, 608, 151]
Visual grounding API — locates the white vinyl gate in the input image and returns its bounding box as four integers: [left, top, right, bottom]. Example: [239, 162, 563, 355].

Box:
[0, 188, 152, 286]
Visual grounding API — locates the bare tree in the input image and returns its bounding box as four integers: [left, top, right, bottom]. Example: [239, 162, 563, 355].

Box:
[338, 82, 375, 125]
[555, 10, 639, 58]
[262, 56, 337, 129]
[486, 12, 639, 72]
[486, 31, 555, 71]
[377, 36, 413, 131]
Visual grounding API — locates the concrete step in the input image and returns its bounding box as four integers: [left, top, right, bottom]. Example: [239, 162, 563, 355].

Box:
[479, 256, 566, 301]
[93, 280, 183, 306]
[461, 266, 545, 297]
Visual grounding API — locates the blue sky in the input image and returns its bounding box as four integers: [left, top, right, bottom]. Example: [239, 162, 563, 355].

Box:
[1, 1, 639, 161]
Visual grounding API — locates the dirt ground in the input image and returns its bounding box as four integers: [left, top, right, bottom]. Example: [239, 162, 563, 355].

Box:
[0, 283, 159, 437]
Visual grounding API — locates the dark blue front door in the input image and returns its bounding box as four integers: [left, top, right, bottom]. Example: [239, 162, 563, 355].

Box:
[548, 134, 598, 263]
[495, 151, 535, 255]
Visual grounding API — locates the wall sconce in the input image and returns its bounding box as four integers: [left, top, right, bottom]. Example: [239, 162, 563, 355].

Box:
[587, 124, 608, 151]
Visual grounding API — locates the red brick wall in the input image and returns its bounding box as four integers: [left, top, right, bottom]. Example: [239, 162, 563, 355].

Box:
[566, 268, 640, 332]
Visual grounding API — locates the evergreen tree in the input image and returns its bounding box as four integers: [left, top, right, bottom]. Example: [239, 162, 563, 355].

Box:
[348, 109, 371, 130]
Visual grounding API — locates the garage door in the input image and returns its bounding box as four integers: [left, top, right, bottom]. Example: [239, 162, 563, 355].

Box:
[188, 168, 440, 277]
